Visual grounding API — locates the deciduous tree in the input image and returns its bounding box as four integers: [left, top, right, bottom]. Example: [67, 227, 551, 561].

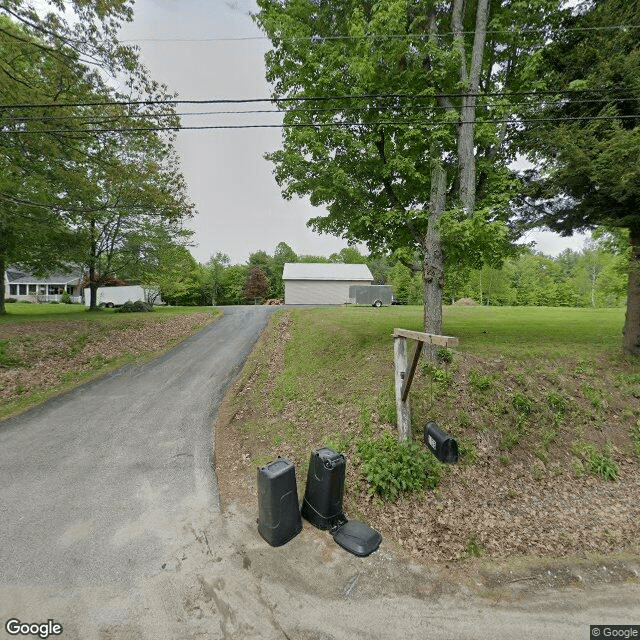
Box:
[244, 266, 269, 303]
[255, 0, 560, 357]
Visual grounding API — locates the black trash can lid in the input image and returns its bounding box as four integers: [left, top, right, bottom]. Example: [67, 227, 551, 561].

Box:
[331, 520, 382, 557]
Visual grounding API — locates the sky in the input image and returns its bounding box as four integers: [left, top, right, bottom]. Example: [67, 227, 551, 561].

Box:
[117, 0, 589, 265]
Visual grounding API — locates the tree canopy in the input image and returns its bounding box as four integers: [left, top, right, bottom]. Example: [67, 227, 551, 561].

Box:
[254, 0, 562, 355]
[517, 0, 640, 353]
[0, 4, 194, 312]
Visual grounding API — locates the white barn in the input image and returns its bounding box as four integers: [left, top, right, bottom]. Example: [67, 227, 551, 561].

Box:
[283, 263, 373, 305]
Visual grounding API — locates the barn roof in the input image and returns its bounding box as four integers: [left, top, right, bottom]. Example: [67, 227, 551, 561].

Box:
[282, 263, 373, 281]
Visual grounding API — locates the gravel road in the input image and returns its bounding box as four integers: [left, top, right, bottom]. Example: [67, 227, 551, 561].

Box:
[1, 305, 638, 640]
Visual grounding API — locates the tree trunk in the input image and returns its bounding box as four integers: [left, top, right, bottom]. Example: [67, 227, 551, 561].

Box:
[89, 219, 98, 310]
[423, 160, 447, 361]
[623, 226, 640, 355]
[0, 251, 6, 316]
[454, 0, 490, 216]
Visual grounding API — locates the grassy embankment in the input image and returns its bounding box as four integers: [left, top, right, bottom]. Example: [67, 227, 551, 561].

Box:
[217, 305, 640, 563]
[0, 303, 221, 420]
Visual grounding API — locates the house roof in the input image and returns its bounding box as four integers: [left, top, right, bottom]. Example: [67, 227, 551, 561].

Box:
[282, 263, 373, 281]
[5, 266, 83, 284]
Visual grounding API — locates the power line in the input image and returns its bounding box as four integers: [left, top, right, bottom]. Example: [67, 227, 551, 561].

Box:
[1, 114, 637, 136]
[0, 88, 624, 111]
[117, 23, 640, 44]
[3, 96, 637, 124]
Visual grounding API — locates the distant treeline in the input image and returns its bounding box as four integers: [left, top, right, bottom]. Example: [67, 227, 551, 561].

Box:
[153, 235, 628, 308]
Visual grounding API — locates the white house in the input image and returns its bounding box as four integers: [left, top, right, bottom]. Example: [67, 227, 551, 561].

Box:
[4, 267, 84, 303]
[282, 263, 373, 305]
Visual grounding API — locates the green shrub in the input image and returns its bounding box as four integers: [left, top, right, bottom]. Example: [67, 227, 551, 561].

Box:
[546, 392, 567, 413]
[48, 300, 59, 304]
[60, 291, 72, 304]
[356, 431, 442, 502]
[436, 347, 454, 364]
[5, 298, 17, 303]
[115, 300, 154, 313]
[423, 363, 453, 385]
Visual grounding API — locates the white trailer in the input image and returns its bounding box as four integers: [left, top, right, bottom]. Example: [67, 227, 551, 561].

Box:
[348, 285, 393, 307]
[83, 285, 163, 307]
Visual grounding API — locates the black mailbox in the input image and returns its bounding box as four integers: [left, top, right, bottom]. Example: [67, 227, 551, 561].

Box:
[424, 421, 459, 463]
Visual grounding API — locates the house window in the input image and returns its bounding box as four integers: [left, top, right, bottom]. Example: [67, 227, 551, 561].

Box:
[9, 284, 17, 295]
[48, 285, 64, 295]
[39, 285, 46, 295]
[19, 284, 27, 295]
[28, 284, 36, 294]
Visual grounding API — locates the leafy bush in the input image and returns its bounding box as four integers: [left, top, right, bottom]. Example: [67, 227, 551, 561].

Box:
[356, 431, 442, 502]
[436, 347, 454, 364]
[60, 291, 72, 304]
[546, 392, 567, 413]
[5, 298, 17, 303]
[422, 363, 454, 385]
[115, 300, 154, 313]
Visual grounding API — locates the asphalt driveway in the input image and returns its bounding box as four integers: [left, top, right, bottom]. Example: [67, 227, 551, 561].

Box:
[0, 308, 275, 596]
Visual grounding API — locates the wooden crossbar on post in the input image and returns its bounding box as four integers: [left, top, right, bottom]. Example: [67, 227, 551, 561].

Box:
[393, 328, 459, 441]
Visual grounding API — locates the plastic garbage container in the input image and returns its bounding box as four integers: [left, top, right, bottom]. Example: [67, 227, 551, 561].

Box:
[257, 457, 302, 547]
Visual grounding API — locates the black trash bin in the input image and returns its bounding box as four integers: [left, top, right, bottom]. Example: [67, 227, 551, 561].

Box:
[301, 447, 346, 529]
[257, 457, 302, 547]
[301, 447, 381, 557]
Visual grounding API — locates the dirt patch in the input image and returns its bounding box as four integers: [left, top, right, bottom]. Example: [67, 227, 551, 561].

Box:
[215, 312, 293, 508]
[454, 297, 478, 306]
[0, 312, 214, 406]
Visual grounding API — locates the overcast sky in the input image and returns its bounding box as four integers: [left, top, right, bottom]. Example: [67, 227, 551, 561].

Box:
[118, 0, 589, 265]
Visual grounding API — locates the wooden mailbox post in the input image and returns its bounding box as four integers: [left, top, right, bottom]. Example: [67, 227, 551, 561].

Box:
[393, 328, 459, 441]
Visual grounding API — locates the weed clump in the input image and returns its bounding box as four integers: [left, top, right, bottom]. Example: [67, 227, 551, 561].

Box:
[356, 431, 442, 502]
[571, 441, 619, 481]
[0, 339, 22, 368]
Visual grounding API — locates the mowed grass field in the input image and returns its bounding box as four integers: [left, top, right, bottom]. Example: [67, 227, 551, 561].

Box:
[216, 304, 640, 564]
[0, 303, 221, 419]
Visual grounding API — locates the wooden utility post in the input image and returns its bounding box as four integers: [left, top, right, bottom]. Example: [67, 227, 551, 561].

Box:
[393, 328, 459, 441]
